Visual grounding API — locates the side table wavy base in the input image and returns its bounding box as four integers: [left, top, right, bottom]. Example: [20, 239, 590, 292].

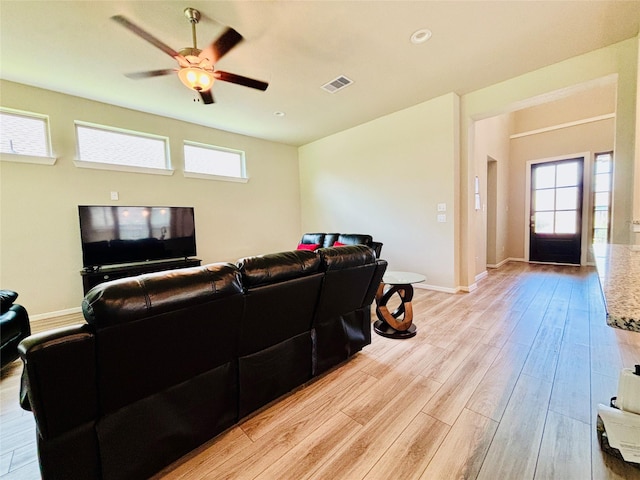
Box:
[373, 319, 417, 339]
[374, 271, 425, 339]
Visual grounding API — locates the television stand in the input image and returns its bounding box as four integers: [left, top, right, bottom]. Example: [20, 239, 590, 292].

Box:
[80, 258, 202, 295]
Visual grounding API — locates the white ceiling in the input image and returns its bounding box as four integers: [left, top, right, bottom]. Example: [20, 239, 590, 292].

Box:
[1, 1, 639, 146]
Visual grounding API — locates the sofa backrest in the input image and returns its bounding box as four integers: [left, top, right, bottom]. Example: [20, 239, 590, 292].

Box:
[82, 263, 243, 413]
[300, 232, 340, 249]
[237, 250, 322, 354]
[18, 324, 101, 478]
[299, 232, 382, 257]
[312, 245, 387, 374]
[81, 262, 244, 480]
[337, 233, 373, 247]
[236, 249, 323, 417]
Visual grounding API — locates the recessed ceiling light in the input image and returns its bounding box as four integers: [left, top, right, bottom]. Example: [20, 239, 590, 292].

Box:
[410, 28, 432, 44]
[273, 111, 285, 117]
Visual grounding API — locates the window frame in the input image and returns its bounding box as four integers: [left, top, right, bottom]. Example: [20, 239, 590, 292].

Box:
[73, 121, 173, 176]
[0, 107, 56, 165]
[183, 140, 248, 183]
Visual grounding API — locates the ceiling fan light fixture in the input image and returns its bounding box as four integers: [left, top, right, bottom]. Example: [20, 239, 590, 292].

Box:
[178, 66, 214, 91]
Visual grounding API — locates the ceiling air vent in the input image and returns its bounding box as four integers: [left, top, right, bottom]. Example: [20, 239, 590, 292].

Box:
[321, 75, 353, 93]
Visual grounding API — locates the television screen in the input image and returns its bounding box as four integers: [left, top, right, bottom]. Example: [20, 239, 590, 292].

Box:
[78, 205, 196, 268]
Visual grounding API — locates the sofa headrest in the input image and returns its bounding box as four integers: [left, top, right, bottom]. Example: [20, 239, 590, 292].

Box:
[0, 289, 18, 314]
[300, 233, 325, 246]
[337, 233, 373, 246]
[318, 245, 376, 270]
[82, 263, 242, 328]
[323, 233, 339, 248]
[237, 250, 321, 288]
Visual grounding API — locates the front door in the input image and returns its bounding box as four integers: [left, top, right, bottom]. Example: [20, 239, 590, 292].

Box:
[529, 158, 583, 264]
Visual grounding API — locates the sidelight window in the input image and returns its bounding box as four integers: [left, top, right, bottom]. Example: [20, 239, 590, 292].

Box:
[592, 152, 613, 244]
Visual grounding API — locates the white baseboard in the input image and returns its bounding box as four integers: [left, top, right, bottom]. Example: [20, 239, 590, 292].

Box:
[30, 306, 82, 322]
[413, 283, 459, 294]
[475, 271, 488, 282]
[459, 282, 478, 293]
[486, 257, 512, 269]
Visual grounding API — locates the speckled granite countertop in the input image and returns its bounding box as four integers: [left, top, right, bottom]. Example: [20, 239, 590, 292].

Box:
[593, 244, 640, 332]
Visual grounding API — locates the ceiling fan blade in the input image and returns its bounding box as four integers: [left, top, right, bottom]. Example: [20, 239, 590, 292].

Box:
[199, 89, 215, 104]
[125, 69, 175, 79]
[210, 27, 244, 63]
[111, 15, 180, 58]
[214, 71, 269, 91]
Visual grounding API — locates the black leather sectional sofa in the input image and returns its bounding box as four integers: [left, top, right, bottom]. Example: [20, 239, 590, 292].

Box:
[18, 245, 387, 480]
[299, 232, 383, 258]
[0, 290, 31, 368]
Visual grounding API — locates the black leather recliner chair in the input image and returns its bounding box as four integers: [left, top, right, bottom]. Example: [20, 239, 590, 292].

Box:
[1, 290, 31, 368]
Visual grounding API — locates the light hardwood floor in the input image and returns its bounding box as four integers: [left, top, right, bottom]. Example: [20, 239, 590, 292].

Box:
[2, 262, 640, 479]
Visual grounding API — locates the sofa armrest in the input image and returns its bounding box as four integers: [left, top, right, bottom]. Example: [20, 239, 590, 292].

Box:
[19, 324, 97, 439]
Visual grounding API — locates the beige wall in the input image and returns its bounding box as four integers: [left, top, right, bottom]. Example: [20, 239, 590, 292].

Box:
[299, 93, 460, 291]
[461, 38, 637, 287]
[0, 81, 301, 315]
[472, 114, 511, 275]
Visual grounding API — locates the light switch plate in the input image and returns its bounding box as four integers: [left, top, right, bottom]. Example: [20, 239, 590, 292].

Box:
[437, 214, 446, 223]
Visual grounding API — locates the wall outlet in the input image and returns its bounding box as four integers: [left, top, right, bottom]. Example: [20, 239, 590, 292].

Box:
[437, 214, 446, 223]
[110, 191, 119, 200]
[437, 203, 446, 212]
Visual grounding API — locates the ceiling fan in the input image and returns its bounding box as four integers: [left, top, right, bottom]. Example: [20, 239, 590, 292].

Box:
[111, 7, 268, 104]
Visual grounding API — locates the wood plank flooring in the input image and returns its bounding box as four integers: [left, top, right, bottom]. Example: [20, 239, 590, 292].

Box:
[1, 262, 640, 479]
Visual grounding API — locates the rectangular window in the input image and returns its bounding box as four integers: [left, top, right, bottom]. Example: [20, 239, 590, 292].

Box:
[183, 141, 247, 182]
[592, 151, 613, 244]
[75, 122, 170, 173]
[0, 109, 54, 163]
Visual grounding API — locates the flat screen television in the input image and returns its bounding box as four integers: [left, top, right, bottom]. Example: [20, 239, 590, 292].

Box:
[78, 205, 197, 268]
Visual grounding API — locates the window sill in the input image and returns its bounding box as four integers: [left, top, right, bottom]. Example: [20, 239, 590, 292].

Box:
[73, 160, 174, 176]
[183, 171, 248, 183]
[1, 152, 57, 165]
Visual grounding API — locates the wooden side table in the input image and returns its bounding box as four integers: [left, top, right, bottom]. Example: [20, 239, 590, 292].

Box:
[374, 271, 425, 339]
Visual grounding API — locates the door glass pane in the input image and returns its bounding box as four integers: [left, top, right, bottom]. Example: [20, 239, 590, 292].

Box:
[555, 211, 577, 234]
[535, 212, 554, 233]
[535, 189, 555, 211]
[556, 162, 579, 187]
[535, 165, 556, 189]
[556, 187, 578, 210]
